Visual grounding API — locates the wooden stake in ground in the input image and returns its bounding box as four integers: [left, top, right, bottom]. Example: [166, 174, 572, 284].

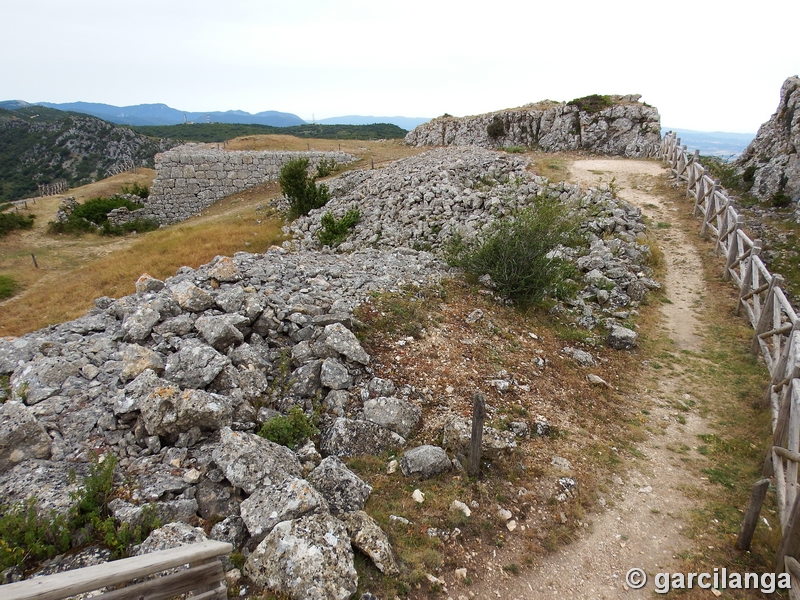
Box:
[468, 393, 485, 478]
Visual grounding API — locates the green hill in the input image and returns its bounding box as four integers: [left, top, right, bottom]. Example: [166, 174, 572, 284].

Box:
[131, 122, 408, 143]
[0, 107, 175, 202]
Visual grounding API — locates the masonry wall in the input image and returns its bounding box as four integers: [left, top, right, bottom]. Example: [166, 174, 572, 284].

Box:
[142, 145, 355, 224]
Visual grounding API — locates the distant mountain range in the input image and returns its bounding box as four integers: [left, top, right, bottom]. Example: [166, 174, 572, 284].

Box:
[661, 127, 755, 160]
[0, 100, 431, 131]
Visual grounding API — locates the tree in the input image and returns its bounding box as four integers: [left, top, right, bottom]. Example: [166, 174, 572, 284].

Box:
[278, 158, 330, 218]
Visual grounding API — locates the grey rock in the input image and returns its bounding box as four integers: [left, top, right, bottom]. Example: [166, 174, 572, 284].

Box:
[340, 510, 399, 575]
[139, 384, 232, 436]
[164, 339, 229, 389]
[290, 360, 323, 397]
[228, 342, 271, 371]
[307, 456, 372, 514]
[240, 477, 329, 541]
[120, 344, 165, 382]
[195, 315, 246, 351]
[195, 479, 241, 520]
[607, 325, 638, 350]
[362, 396, 421, 438]
[399, 445, 451, 479]
[245, 513, 357, 600]
[122, 303, 161, 342]
[210, 515, 247, 548]
[171, 280, 215, 312]
[134, 522, 209, 555]
[135, 274, 165, 294]
[0, 401, 52, 474]
[320, 417, 405, 457]
[109, 498, 198, 527]
[366, 377, 396, 399]
[0, 337, 37, 375]
[323, 390, 349, 417]
[212, 427, 302, 494]
[10, 356, 82, 405]
[208, 256, 243, 283]
[320, 358, 353, 390]
[322, 323, 370, 365]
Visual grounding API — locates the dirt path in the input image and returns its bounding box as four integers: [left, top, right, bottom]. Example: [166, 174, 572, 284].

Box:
[470, 158, 716, 598]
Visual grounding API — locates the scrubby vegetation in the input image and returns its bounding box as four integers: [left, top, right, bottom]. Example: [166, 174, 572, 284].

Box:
[120, 182, 149, 198]
[486, 116, 506, 139]
[567, 94, 613, 113]
[0, 210, 35, 237]
[48, 196, 158, 236]
[258, 406, 319, 450]
[279, 158, 330, 218]
[317, 209, 360, 247]
[132, 123, 407, 143]
[0, 274, 18, 300]
[444, 199, 583, 306]
[0, 455, 159, 571]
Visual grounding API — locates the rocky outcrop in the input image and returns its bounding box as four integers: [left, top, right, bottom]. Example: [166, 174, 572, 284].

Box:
[736, 76, 800, 205]
[404, 95, 660, 157]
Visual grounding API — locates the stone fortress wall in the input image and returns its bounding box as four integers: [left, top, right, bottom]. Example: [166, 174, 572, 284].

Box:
[129, 145, 355, 224]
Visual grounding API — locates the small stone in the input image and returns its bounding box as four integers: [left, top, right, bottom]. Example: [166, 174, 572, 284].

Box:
[465, 309, 484, 323]
[386, 459, 398, 474]
[506, 519, 517, 532]
[639, 485, 653, 494]
[451, 500, 471, 517]
[586, 373, 611, 387]
[183, 468, 202, 484]
[455, 567, 468, 581]
[496, 508, 512, 521]
[412, 489, 425, 503]
[551, 455, 573, 471]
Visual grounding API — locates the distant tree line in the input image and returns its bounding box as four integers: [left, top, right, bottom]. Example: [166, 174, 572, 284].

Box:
[131, 122, 408, 143]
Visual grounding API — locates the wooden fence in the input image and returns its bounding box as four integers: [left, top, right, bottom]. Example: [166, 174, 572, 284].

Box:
[659, 132, 800, 580]
[0, 540, 231, 600]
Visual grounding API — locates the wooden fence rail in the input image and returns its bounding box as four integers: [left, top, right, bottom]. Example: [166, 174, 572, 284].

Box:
[0, 540, 231, 600]
[658, 131, 800, 576]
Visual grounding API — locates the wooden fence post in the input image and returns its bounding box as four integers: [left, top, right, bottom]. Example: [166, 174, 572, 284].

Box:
[738, 241, 761, 317]
[775, 491, 800, 573]
[751, 275, 783, 355]
[468, 393, 485, 478]
[724, 215, 744, 281]
[692, 176, 706, 217]
[737, 478, 771, 550]
[700, 181, 719, 236]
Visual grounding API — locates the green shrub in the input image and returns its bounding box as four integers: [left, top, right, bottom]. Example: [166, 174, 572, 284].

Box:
[0, 212, 35, 237]
[567, 94, 613, 113]
[318, 209, 360, 247]
[771, 191, 792, 208]
[444, 199, 583, 307]
[48, 196, 146, 235]
[0, 454, 159, 571]
[258, 406, 318, 449]
[0, 274, 18, 300]
[486, 116, 506, 139]
[100, 218, 160, 236]
[504, 146, 526, 154]
[72, 197, 141, 225]
[315, 158, 338, 178]
[279, 158, 330, 219]
[120, 182, 150, 198]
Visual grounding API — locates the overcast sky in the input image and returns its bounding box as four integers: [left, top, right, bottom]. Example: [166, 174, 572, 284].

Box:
[2, 0, 797, 133]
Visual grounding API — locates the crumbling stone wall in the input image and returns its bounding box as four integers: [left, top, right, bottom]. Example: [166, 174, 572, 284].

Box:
[140, 145, 355, 224]
[404, 95, 661, 157]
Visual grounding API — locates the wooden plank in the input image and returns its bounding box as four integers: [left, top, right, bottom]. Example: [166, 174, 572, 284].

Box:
[786, 556, 800, 600]
[97, 561, 223, 600]
[737, 478, 771, 550]
[776, 492, 800, 573]
[0, 541, 232, 600]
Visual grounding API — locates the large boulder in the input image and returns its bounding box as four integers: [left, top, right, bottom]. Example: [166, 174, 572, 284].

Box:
[244, 513, 357, 600]
[212, 427, 302, 494]
[307, 456, 372, 515]
[339, 510, 399, 575]
[0, 402, 51, 474]
[320, 417, 405, 457]
[139, 384, 233, 436]
[10, 356, 82, 405]
[240, 477, 329, 542]
[164, 339, 229, 389]
[400, 445, 451, 479]
[322, 323, 369, 365]
[195, 315, 247, 352]
[362, 396, 421, 438]
[170, 280, 215, 312]
[120, 344, 165, 382]
[607, 325, 638, 350]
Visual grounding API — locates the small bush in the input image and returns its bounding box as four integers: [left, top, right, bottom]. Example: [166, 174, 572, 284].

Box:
[100, 218, 160, 236]
[279, 158, 330, 219]
[771, 191, 793, 208]
[72, 197, 141, 225]
[258, 406, 318, 449]
[486, 116, 506, 139]
[120, 182, 149, 198]
[318, 209, 360, 247]
[0, 275, 18, 300]
[444, 199, 583, 307]
[567, 94, 613, 113]
[315, 158, 338, 178]
[0, 212, 35, 237]
[504, 146, 526, 154]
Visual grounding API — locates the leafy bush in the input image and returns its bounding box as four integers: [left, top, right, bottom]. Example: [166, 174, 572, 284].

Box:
[0, 274, 17, 300]
[318, 209, 360, 247]
[315, 158, 338, 178]
[48, 196, 145, 235]
[72, 197, 141, 225]
[486, 116, 506, 139]
[121, 182, 149, 198]
[0, 454, 159, 571]
[567, 94, 613, 113]
[0, 211, 35, 237]
[100, 218, 160, 236]
[444, 199, 583, 307]
[279, 158, 330, 219]
[258, 406, 318, 449]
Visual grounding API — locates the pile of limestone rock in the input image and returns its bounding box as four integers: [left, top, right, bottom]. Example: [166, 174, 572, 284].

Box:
[1, 146, 658, 599]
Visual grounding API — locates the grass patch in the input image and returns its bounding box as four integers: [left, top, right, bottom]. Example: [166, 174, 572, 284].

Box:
[0, 274, 18, 300]
[355, 284, 447, 342]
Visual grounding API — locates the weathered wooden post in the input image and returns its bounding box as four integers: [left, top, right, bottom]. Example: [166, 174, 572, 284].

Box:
[775, 493, 800, 573]
[737, 241, 761, 318]
[724, 215, 744, 281]
[737, 478, 771, 550]
[751, 274, 782, 356]
[31, 254, 38, 268]
[468, 393, 485, 478]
